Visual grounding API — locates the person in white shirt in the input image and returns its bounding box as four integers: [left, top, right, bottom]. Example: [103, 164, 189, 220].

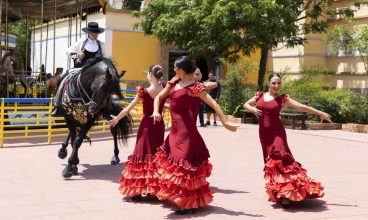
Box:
[51, 22, 106, 117]
[67, 22, 106, 68]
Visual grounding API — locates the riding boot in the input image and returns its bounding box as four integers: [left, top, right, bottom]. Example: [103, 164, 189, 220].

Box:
[51, 70, 70, 117]
[51, 95, 61, 117]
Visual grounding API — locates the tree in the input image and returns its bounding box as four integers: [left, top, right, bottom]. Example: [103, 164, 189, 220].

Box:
[325, 19, 368, 73]
[248, 0, 364, 89]
[9, 20, 34, 71]
[136, 0, 363, 84]
[135, 0, 260, 71]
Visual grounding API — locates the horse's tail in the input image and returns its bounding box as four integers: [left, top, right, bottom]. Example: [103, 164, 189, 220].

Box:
[106, 102, 133, 146]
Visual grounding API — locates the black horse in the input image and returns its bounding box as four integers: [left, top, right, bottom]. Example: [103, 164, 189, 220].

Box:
[58, 102, 130, 165]
[57, 57, 132, 178]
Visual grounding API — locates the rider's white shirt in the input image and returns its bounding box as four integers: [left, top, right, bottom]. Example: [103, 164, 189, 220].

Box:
[66, 38, 106, 57]
[84, 38, 99, 52]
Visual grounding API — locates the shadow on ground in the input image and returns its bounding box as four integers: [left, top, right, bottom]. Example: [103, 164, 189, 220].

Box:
[271, 199, 329, 213]
[211, 186, 249, 194]
[68, 163, 125, 183]
[165, 205, 264, 219]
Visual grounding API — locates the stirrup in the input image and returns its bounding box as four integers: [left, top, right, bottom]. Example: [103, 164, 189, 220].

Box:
[51, 107, 60, 117]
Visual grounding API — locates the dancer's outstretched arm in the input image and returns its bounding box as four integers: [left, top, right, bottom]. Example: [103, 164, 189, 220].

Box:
[151, 84, 171, 123]
[203, 81, 218, 90]
[109, 94, 141, 127]
[285, 98, 332, 122]
[198, 91, 238, 132]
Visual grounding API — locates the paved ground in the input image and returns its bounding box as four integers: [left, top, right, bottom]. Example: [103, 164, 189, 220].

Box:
[1, 124, 367, 220]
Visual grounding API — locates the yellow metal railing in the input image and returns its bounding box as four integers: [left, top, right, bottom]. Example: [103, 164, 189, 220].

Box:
[0, 96, 171, 147]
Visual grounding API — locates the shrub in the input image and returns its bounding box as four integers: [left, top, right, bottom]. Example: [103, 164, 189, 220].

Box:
[274, 65, 368, 124]
[122, 0, 141, 11]
[220, 59, 256, 117]
[311, 89, 368, 124]
[281, 65, 330, 101]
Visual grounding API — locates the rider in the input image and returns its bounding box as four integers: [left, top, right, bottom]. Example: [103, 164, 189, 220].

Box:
[51, 22, 106, 117]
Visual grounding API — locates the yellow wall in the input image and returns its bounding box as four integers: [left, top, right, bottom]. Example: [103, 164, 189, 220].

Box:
[112, 31, 160, 81]
[245, 49, 261, 84]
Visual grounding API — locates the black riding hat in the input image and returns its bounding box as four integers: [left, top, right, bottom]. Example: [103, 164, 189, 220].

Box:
[82, 22, 105, 34]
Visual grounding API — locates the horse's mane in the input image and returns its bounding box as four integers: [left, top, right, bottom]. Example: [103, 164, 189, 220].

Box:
[81, 57, 120, 87]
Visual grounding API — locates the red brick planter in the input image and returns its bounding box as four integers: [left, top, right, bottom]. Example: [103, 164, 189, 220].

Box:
[226, 115, 242, 124]
[306, 122, 342, 130]
[342, 123, 368, 133]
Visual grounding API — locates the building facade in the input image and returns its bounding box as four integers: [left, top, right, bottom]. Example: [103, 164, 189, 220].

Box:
[31, 8, 260, 87]
[267, 1, 368, 95]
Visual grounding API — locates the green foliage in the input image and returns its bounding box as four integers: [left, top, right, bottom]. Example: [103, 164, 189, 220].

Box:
[281, 65, 330, 101]
[137, 0, 261, 70]
[220, 59, 256, 117]
[121, 0, 141, 11]
[9, 21, 33, 71]
[278, 66, 368, 124]
[311, 89, 368, 124]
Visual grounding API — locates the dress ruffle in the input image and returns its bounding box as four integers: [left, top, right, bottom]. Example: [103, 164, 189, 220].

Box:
[255, 91, 264, 101]
[136, 86, 144, 99]
[281, 94, 289, 106]
[264, 146, 324, 202]
[119, 153, 160, 196]
[188, 82, 206, 97]
[154, 148, 213, 209]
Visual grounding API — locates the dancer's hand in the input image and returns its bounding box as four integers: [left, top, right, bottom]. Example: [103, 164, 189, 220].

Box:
[108, 115, 119, 127]
[319, 112, 332, 123]
[252, 107, 262, 118]
[151, 111, 161, 124]
[108, 110, 127, 127]
[223, 122, 239, 132]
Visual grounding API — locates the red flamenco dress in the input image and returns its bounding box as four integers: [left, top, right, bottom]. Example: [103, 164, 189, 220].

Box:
[119, 86, 166, 197]
[255, 91, 324, 203]
[154, 80, 213, 209]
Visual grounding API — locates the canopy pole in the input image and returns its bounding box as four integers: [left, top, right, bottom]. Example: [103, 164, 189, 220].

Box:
[53, 0, 56, 74]
[5, 0, 8, 97]
[25, 10, 29, 73]
[40, 0, 44, 98]
[76, 0, 78, 42]
[5, 0, 8, 52]
[0, 0, 3, 57]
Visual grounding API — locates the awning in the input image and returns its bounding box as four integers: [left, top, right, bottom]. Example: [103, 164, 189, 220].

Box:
[1, 0, 107, 22]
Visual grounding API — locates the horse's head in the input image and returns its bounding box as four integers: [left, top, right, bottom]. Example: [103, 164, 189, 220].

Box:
[87, 58, 123, 115]
[1, 52, 15, 69]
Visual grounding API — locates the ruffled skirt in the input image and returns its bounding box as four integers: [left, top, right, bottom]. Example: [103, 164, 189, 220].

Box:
[264, 148, 324, 202]
[119, 154, 160, 196]
[154, 148, 213, 209]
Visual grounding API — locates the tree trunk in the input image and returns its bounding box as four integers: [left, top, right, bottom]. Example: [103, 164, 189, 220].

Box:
[206, 55, 216, 73]
[257, 47, 269, 90]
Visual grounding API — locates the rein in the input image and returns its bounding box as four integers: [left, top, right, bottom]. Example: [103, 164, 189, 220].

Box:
[77, 73, 95, 105]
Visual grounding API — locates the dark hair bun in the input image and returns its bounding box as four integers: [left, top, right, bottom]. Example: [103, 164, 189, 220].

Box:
[175, 56, 196, 74]
[151, 65, 164, 79]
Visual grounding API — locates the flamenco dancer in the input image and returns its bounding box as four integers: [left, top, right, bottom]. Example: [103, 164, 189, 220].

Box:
[109, 65, 166, 200]
[151, 56, 238, 214]
[243, 73, 332, 206]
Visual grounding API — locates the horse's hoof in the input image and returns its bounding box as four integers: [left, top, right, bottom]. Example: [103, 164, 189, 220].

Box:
[110, 155, 120, 165]
[71, 165, 78, 175]
[62, 165, 78, 178]
[58, 149, 67, 159]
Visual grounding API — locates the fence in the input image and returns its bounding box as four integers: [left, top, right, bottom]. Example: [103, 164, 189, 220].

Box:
[0, 90, 170, 147]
